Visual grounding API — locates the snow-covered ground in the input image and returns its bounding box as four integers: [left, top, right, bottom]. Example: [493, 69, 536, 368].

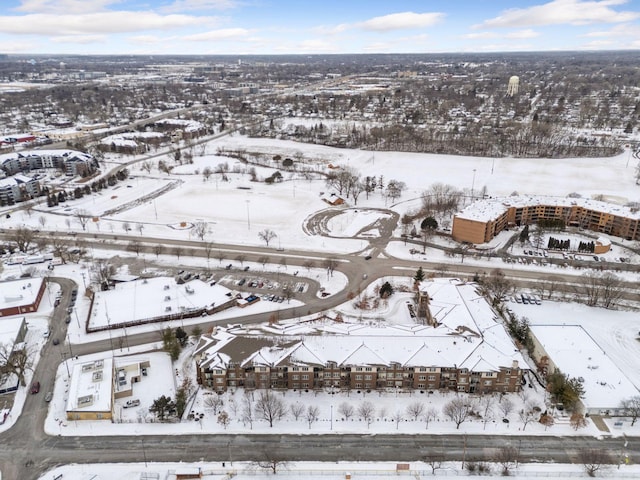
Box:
[2, 138, 640, 476]
[38, 460, 640, 480]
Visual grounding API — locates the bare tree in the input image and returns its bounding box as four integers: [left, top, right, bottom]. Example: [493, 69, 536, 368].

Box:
[90, 259, 115, 289]
[338, 402, 354, 420]
[9, 226, 35, 253]
[392, 410, 404, 430]
[216, 250, 225, 265]
[127, 241, 142, 256]
[38, 215, 47, 229]
[122, 221, 131, 233]
[203, 242, 214, 265]
[217, 410, 231, 430]
[443, 397, 472, 429]
[422, 407, 439, 430]
[620, 396, 640, 426]
[305, 405, 320, 429]
[203, 395, 224, 414]
[518, 402, 539, 431]
[579, 448, 614, 477]
[289, 402, 305, 420]
[479, 395, 496, 430]
[0, 343, 34, 386]
[235, 254, 246, 267]
[495, 445, 519, 475]
[499, 397, 515, 418]
[258, 255, 270, 269]
[202, 166, 213, 181]
[173, 246, 183, 259]
[539, 413, 555, 430]
[303, 260, 315, 271]
[570, 412, 588, 430]
[357, 400, 375, 428]
[153, 244, 164, 258]
[192, 221, 209, 241]
[241, 394, 254, 429]
[258, 228, 277, 247]
[424, 450, 444, 475]
[254, 390, 287, 427]
[324, 258, 338, 277]
[406, 401, 425, 421]
[253, 451, 289, 474]
[75, 209, 92, 231]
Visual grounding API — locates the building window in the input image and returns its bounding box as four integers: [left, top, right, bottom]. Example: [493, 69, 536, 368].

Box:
[292, 375, 299, 380]
[484, 380, 492, 386]
[428, 375, 436, 381]
[418, 375, 426, 381]
[365, 367, 372, 372]
[302, 375, 309, 380]
[355, 375, 363, 381]
[364, 375, 372, 381]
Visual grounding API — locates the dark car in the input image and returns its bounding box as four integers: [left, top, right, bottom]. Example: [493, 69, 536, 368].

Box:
[52, 338, 60, 346]
[364, 255, 372, 260]
[31, 381, 40, 394]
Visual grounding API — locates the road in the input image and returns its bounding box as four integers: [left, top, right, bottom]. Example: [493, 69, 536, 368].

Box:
[1, 217, 639, 478]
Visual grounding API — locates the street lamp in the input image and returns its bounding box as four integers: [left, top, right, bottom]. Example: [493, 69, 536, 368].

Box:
[245, 200, 251, 231]
[330, 404, 333, 431]
[471, 168, 477, 200]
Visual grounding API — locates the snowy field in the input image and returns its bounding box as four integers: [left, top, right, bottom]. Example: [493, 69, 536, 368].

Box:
[38, 460, 640, 480]
[1, 136, 638, 256]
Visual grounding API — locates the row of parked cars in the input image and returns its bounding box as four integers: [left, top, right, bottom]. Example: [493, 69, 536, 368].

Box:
[512, 293, 542, 305]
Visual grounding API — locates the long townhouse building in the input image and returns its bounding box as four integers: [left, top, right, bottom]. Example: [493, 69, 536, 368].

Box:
[194, 279, 526, 395]
[452, 195, 640, 245]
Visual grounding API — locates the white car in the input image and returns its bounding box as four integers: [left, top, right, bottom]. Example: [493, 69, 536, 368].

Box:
[43, 330, 50, 338]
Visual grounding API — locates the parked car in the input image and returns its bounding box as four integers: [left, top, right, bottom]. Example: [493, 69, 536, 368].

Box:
[123, 399, 140, 408]
[44, 392, 53, 403]
[31, 381, 40, 394]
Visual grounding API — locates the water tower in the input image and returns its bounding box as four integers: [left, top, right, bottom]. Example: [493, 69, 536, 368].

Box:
[507, 75, 519, 96]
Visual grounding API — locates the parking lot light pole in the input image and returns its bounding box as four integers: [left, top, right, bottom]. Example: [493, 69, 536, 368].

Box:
[245, 200, 251, 230]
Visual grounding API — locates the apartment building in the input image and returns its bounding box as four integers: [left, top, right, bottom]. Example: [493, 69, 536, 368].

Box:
[452, 195, 640, 245]
[194, 279, 526, 395]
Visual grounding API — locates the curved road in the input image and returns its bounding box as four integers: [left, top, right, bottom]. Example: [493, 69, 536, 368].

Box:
[1, 221, 639, 478]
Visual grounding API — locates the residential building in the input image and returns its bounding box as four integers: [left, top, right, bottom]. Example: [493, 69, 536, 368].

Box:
[195, 278, 526, 395]
[452, 195, 640, 245]
[0, 149, 97, 177]
[0, 174, 40, 205]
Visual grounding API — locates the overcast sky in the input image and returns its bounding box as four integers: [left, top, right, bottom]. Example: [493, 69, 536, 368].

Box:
[1, 0, 639, 55]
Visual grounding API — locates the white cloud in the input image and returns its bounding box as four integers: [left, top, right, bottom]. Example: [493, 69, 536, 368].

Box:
[160, 0, 237, 13]
[313, 11, 444, 36]
[462, 29, 539, 40]
[359, 11, 445, 32]
[506, 29, 540, 39]
[0, 12, 213, 36]
[477, 0, 639, 29]
[50, 35, 107, 44]
[583, 22, 638, 36]
[183, 28, 249, 41]
[0, 39, 36, 53]
[14, 0, 121, 14]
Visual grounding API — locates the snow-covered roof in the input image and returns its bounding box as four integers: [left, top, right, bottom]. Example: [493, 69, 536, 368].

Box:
[530, 324, 639, 411]
[455, 195, 640, 223]
[0, 316, 26, 351]
[0, 174, 37, 188]
[0, 278, 43, 310]
[198, 279, 525, 373]
[66, 358, 113, 414]
[89, 277, 232, 329]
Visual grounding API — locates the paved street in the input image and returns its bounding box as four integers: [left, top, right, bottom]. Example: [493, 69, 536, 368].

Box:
[0, 227, 639, 479]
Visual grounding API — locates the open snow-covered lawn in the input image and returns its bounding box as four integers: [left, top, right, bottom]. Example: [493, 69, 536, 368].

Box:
[38, 460, 640, 480]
